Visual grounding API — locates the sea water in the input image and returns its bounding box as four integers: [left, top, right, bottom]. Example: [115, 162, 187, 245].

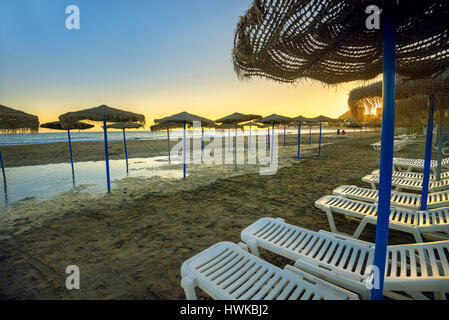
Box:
[0, 156, 182, 210]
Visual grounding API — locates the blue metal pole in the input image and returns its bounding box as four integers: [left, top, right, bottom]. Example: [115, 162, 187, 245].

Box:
[201, 127, 204, 152]
[0, 149, 6, 185]
[67, 129, 75, 187]
[249, 126, 252, 151]
[183, 121, 186, 179]
[420, 96, 435, 210]
[167, 128, 171, 163]
[297, 122, 301, 159]
[234, 124, 237, 169]
[271, 121, 275, 163]
[103, 117, 111, 192]
[283, 125, 286, 147]
[267, 127, 270, 149]
[318, 122, 322, 155]
[371, 14, 396, 300]
[309, 125, 312, 144]
[122, 128, 129, 173]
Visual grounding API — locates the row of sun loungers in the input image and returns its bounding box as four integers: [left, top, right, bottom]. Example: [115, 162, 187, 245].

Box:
[371, 135, 416, 151]
[394, 157, 449, 174]
[363, 173, 449, 192]
[181, 157, 449, 300]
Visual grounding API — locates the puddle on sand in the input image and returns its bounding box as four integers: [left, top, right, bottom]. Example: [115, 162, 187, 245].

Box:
[0, 156, 183, 210]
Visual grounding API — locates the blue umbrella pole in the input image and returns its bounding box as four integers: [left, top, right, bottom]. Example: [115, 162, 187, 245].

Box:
[283, 125, 286, 147]
[249, 126, 252, 151]
[103, 118, 111, 192]
[297, 122, 301, 159]
[201, 127, 204, 152]
[318, 122, 322, 155]
[267, 127, 270, 149]
[421, 96, 435, 210]
[234, 125, 237, 169]
[271, 121, 275, 163]
[371, 14, 396, 300]
[309, 125, 312, 144]
[183, 121, 186, 179]
[437, 118, 443, 181]
[122, 128, 129, 173]
[0, 149, 6, 185]
[67, 129, 75, 186]
[167, 128, 171, 163]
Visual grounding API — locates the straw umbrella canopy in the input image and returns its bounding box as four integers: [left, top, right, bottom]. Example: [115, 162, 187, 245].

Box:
[105, 122, 142, 173]
[40, 121, 94, 183]
[0, 105, 39, 196]
[232, 0, 449, 300]
[0, 104, 39, 133]
[40, 121, 93, 130]
[59, 105, 145, 192]
[154, 112, 215, 179]
[215, 112, 261, 124]
[259, 114, 293, 160]
[150, 122, 191, 164]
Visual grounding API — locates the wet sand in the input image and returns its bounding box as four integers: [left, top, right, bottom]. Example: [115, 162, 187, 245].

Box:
[0, 131, 439, 300]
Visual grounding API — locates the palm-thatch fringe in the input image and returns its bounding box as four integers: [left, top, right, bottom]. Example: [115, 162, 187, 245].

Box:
[215, 112, 262, 124]
[0, 105, 39, 133]
[106, 122, 142, 130]
[59, 105, 145, 129]
[40, 121, 93, 131]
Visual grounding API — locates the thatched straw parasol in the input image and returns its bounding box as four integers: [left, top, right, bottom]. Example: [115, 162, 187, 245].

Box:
[0, 104, 39, 133]
[150, 122, 188, 164]
[232, 0, 449, 299]
[105, 122, 142, 173]
[40, 121, 93, 130]
[59, 105, 145, 192]
[154, 112, 215, 179]
[241, 122, 264, 152]
[0, 105, 40, 194]
[40, 121, 94, 184]
[215, 112, 261, 124]
[307, 116, 339, 155]
[259, 114, 293, 153]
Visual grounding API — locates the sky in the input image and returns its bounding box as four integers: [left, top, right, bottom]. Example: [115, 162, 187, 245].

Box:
[0, 0, 361, 131]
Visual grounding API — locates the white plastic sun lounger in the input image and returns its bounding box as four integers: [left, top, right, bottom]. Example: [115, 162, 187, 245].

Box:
[394, 157, 449, 174]
[371, 139, 407, 151]
[180, 241, 359, 300]
[363, 174, 449, 193]
[333, 185, 449, 210]
[241, 218, 449, 300]
[315, 195, 449, 242]
[371, 169, 449, 181]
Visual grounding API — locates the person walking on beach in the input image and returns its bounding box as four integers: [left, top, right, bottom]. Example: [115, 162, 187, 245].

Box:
[341, 130, 346, 135]
[337, 129, 340, 135]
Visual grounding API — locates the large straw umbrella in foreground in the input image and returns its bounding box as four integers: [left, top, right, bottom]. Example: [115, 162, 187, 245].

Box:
[154, 112, 215, 179]
[233, 0, 449, 299]
[215, 113, 261, 169]
[349, 79, 449, 208]
[258, 114, 293, 162]
[40, 120, 94, 184]
[106, 122, 142, 173]
[0, 105, 39, 192]
[59, 105, 145, 192]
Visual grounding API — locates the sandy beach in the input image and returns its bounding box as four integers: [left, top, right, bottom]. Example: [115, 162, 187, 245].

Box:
[0, 131, 440, 300]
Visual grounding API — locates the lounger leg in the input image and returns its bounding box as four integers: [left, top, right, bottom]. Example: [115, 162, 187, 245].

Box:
[246, 239, 260, 257]
[181, 276, 197, 300]
[352, 218, 368, 239]
[324, 208, 338, 233]
[370, 182, 377, 190]
[434, 292, 446, 300]
[412, 231, 424, 243]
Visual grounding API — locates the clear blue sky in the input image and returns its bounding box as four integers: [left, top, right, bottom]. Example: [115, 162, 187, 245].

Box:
[0, 0, 354, 127]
